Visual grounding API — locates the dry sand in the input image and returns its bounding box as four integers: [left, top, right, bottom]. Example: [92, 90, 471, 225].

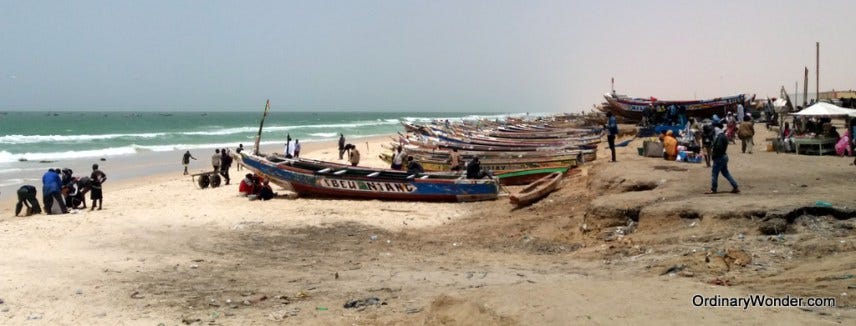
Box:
[0, 127, 854, 325]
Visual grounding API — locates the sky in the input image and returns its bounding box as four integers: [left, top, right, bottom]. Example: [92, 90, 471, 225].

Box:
[1, 0, 855, 112]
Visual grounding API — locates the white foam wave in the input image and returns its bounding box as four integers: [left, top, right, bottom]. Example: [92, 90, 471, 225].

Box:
[0, 133, 166, 144]
[0, 147, 138, 163]
[307, 132, 338, 138]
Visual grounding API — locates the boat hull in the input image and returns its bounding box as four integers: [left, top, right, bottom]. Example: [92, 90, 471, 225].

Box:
[509, 172, 564, 206]
[241, 154, 498, 202]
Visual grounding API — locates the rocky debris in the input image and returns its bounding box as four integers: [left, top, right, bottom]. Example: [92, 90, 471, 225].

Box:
[708, 278, 732, 286]
[0, 297, 4, 304]
[759, 218, 789, 235]
[268, 308, 300, 321]
[27, 313, 43, 320]
[344, 297, 386, 309]
[661, 264, 685, 276]
[723, 248, 752, 268]
[181, 316, 201, 325]
[130, 291, 145, 299]
[406, 307, 423, 314]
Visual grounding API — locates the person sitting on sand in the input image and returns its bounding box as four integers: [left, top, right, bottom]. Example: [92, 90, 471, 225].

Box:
[182, 150, 196, 175]
[15, 185, 42, 216]
[239, 173, 255, 196]
[259, 180, 275, 201]
[406, 156, 424, 175]
[663, 130, 678, 161]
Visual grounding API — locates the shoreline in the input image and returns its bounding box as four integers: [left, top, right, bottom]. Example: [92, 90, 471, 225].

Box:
[0, 134, 395, 205]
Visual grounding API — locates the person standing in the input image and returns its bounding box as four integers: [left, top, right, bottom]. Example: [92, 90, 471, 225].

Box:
[736, 102, 745, 124]
[15, 185, 42, 216]
[701, 122, 714, 167]
[348, 145, 361, 166]
[212, 149, 221, 172]
[605, 112, 618, 162]
[220, 148, 232, 185]
[235, 144, 244, 171]
[663, 130, 678, 161]
[391, 146, 405, 170]
[448, 148, 462, 171]
[338, 133, 346, 160]
[42, 169, 66, 214]
[707, 122, 739, 194]
[737, 115, 755, 154]
[182, 150, 196, 175]
[90, 164, 107, 210]
[294, 139, 301, 158]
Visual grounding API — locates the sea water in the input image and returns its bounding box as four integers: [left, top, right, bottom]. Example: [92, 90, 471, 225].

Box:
[0, 111, 529, 200]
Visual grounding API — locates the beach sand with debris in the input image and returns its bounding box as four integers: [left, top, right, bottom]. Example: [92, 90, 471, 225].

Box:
[0, 128, 854, 325]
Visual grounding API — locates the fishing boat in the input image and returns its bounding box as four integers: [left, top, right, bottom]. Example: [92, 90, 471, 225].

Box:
[495, 167, 570, 186]
[603, 92, 750, 120]
[509, 172, 564, 206]
[377, 152, 576, 173]
[240, 101, 499, 202]
[241, 154, 499, 202]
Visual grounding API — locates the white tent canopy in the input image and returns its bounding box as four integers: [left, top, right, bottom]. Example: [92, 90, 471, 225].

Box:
[791, 102, 856, 117]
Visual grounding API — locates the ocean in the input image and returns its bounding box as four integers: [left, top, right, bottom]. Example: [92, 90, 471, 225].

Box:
[0, 111, 529, 200]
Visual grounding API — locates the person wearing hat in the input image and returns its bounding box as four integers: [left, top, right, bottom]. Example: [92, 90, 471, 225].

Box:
[707, 122, 739, 194]
[90, 164, 107, 210]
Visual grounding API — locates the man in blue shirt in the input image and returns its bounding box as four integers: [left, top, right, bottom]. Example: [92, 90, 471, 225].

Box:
[41, 169, 67, 214]
[605, 112, 619, 162]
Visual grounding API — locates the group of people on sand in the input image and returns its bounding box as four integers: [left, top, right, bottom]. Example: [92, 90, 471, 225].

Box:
[387, 145, 484, 179]
[15, 164, 106, 217]
[238, 173, 275, 201]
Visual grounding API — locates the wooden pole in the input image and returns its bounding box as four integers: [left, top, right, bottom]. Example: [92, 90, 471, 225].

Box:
[253, 99, 270, 155]
[816, 42, 820, 102]
[803, 67, 809, 107]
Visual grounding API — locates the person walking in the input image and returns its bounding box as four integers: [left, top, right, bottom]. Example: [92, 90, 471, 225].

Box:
[338, 133, 346, 160]
[220, 148, 232, 185]
[182, 150, 196, 175]
[737, 115, 755, 154]
[90, 164, 107, 210]
[706, 122, 739, 194]
[605, 112, 618, 162]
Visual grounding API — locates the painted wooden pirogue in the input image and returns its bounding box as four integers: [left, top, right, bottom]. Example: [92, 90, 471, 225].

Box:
[240, 153, 499, 202]
[509, 171, 564, 206]
[602, 92, 750, 120]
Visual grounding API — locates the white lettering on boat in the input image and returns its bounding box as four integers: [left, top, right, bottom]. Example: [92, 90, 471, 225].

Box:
[318, 178, 416, 193]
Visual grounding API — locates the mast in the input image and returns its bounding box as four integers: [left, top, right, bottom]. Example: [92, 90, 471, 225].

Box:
[253, 99, 270, 155]
[816, 42, 820, 102]
[803, 67, 809, 106]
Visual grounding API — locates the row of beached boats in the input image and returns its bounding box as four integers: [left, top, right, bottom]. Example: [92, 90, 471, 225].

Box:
[237, 101, 597, 205]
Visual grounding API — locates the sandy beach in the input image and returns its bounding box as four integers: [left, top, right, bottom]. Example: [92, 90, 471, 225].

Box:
[1, 127, 854, 325]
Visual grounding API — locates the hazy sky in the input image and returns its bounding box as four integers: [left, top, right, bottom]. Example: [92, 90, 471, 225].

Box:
[1, 1, 854, 112]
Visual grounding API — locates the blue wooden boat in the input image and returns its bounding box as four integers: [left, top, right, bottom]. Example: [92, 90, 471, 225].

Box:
[240, 153, 499, 202]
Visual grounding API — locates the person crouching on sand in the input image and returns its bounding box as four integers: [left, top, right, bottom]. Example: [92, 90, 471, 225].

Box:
[348, 144, 361, 166]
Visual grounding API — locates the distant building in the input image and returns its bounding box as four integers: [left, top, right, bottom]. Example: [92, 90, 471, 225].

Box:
[818, 89, 856, 100]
